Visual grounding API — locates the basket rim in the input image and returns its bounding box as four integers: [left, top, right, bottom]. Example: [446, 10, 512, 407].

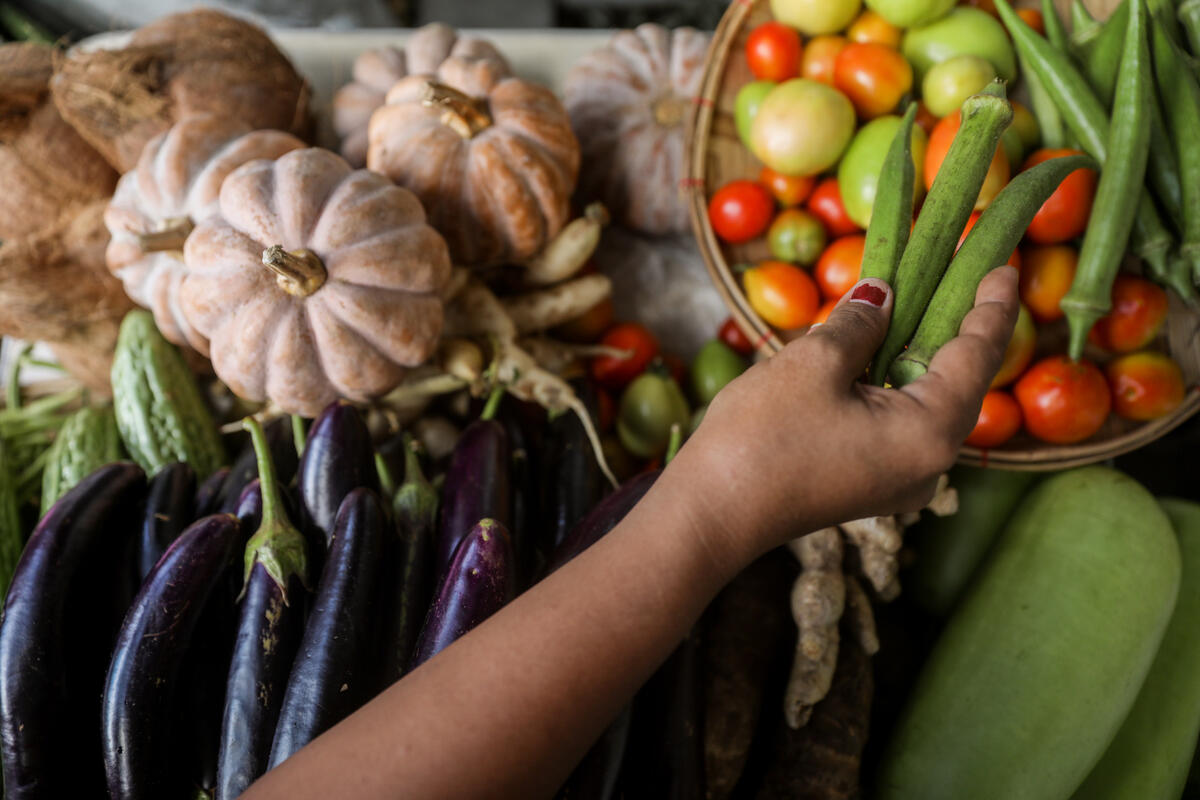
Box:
[684, 0, 1200, 472]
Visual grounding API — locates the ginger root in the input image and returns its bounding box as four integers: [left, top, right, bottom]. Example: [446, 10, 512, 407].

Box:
[784, 528, 844, 729]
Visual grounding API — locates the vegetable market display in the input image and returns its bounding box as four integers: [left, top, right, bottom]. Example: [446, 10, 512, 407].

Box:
[3, 4, 1200, 799]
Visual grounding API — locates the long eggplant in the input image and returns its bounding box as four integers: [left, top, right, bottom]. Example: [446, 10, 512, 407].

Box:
[542, 378, 605, 554]
[195, 466, 231, 517]
[135, 462, 195, 581]
[436, 412, 510, 571]
[378, 436, 440, 684]
[545, 470, 659, 576]
[215, 417, 299, 514]
[102, 513, 241, 799]
[0, 463, 145, 798]
[269, 487, 386, 767]
[297, 402, 377, 561]
[413, 518, 516, 668]
[216, 419, 310, 799]
[498, 396, 545, 584]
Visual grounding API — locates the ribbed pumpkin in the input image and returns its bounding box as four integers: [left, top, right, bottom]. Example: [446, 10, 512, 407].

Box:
[180, 147, 451, 416]
[105, 116, 305, 354]
[565, 24, 710, 235]
[367, 57, 580, 267]
[332, 23, 510, 167]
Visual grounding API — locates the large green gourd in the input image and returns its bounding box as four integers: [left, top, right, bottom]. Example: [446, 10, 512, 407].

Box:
[878, 466, 1181, 800]
[39, 406, 122, 516]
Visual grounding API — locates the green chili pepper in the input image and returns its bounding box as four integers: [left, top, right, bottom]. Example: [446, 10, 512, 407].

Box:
[859, 102, 918, 288]
[870, 82, 1012, 387]
[1060, 0, 1152, 360]
[890, 154, 1095, 386]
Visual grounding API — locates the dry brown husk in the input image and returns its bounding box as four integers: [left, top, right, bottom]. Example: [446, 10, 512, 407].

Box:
[50, 9, 313, 172]
[0, 200, 134, 394]
[0, 43, 117, 240]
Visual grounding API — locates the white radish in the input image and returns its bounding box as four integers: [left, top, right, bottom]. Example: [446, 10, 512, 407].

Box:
[502, 273, 612, 335]
[524, 202, 609, 285]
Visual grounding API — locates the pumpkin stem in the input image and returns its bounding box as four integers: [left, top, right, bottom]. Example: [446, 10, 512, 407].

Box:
[421, 81, 492, 139]
[137, 216, 195, 253]
[262, 245, 327, 297]
[652, 94, 687, 128]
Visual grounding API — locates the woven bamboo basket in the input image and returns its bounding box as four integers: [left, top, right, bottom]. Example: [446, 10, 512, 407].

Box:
[686, 0, 1200, 470]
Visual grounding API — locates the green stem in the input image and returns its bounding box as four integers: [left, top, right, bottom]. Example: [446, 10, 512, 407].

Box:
[376, 452, 398, 499]
[394, 434, 438, 528]
[244, 417, 284, 528]
[0, 3, 54, 43]
[4, 343, 30, 412]
[480, 384, 505, 421]
[0, 386, 80, 422]
[241, 416, 309, 596]
[291, 415, 307, 459]
[665, 424, 683, 465]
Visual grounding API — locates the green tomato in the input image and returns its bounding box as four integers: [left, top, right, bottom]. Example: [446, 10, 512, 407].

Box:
[767, 208, 827, 265]
[902, 8, 1018, 85]
[771, 0, 862, 35]
[865, 0, 955, 29]
[735, 80, 776, 151]
[921, 54, 997, 118]
[617, 371, 691, 460]
[690, 340, 746, 406]
[837, 115, 929, 229]
[751, 79, 856, 177]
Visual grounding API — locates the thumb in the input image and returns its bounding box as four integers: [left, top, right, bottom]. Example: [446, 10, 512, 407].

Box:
[801, 278, 894, 385]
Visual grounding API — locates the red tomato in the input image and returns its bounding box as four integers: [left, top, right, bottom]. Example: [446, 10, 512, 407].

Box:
[807, 177, 862, 238]
[595, 385, 615, 432]
[1014, 356, 1111, 444]
[661, 353, 687, 386]
[812, 298, 839, 325]
[742, 261, 821, 329]
[1022, 148, 1097, 244]
[925, 110, 1010, 209]
[915, 101, 940, 136]
[801, 35, 848, 85]
[718, 316, 756, 356]
[591, 322, 660, 390]
[814, 235, 865, 300]
[846, 10, 903, 47]
[745, 21, 803, 82]
[760, 166, 816, 207]
[1089, 275, 1169, 353]
[965, 390, 1022, 448]
[1016, 7, 1045, 33]
[708, 180, 775, 244]
[553, 296, 614, 343]
[958, 211, 1020, 268]
[1020, 245, 1077, 322]
[833, 42, 913, 119]
[1106, 351, 1187, 421]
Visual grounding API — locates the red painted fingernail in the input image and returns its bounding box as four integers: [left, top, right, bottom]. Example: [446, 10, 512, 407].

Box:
[849, 283, 887, 308]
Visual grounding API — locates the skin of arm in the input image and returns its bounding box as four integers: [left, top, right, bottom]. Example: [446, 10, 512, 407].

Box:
[244, 268, 1019, 799]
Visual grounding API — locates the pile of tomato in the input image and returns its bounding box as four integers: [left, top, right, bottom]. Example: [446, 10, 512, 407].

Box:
[707, 0, 1189, 449]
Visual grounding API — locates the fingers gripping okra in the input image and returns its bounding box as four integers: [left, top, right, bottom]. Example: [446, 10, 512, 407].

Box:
[869, 82, 1012, 386]
[1060, 0, 1152, 360]
[859, 103, 918, 287]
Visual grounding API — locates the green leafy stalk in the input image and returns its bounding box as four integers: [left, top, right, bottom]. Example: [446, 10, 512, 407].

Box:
[242, 417, 309, 599]
[291, 415, 307, 460]
[480, 383, 505, 421]
[4, 343, 30, 411]
[860, 102, 918, 287]
[664, 424, 683, 465]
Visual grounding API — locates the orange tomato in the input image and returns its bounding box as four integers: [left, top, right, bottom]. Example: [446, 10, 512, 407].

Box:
[1021, 148, 1097, 244]
[1016, 7, 1045, 33]
[1089, 275, 1169, 353]
[991, 303, 1036, 388]
[743, 261, 821, 329]
[554, 296, 614, 343]
[925, 109, 1010, 209]
[807, 177, 862, 238]
[1106, 351, 1187, 421]
[760, 166, 816, 207]
[958, 211, 1020, 268]
[801, 35, 848, 85]
[745, 21, 803, 82]
[834, 42, 913, 119]
[814, 235, 866, 300]
[846, 10, 903, 47]
[812, 298, 839, 325]
[965, 390, 1022, 448]
[1014, 355, 1111, 444]
[1019, 245, 1077, 322]
[915, 101, 940, 136]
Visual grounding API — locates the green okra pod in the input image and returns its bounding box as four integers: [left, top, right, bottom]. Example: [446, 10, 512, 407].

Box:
[1070, 0, 1097, 31]
[859, 102, 918, 287]
[1061, 0, 1153, 360]
[889, 154, 1094, 386]
[1043, 0, 1072, 50]
[1181, 0, 1200, 54]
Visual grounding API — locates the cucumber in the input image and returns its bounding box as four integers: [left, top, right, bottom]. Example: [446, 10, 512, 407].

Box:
[877, 466, 1181, 800]
[907, 466, 1039, 616]
[40, 406, 122, 516]
[111, 310, 225, 479]
[1069, 497, 1200, 800]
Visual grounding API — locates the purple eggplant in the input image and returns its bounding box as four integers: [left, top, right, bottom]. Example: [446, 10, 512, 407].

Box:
[195, 466, 231, 517]
[216, 419, 310, 799]
[378, 436, 439, 683]
[102, 513, 241, 799]
[268, 487, 386, 768]
[542, 378, 605, 554]
[0, 463, 144, 798]
[545, 470, 659, 576]
[412, 518, 516, 668]
[135, 462, 195, 581]
[297, 402, 377, 560]
[498, 397, 544, 585]
[216, 417, 299, 514]
[436, 415, 510, 571]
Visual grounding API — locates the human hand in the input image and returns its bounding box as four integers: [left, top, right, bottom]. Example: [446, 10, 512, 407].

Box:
[670, 266, 1019, 563]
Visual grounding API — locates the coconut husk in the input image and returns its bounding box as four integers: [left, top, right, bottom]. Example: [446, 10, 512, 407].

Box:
[0, 43, 117, 240]
[0, 200, 134, 393]
[50, 9, 313, 172]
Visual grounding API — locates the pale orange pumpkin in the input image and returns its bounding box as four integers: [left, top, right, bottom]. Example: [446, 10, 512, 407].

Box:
[332, 23, 510, 167]
[104, 116, 305, 354]
[565, 24, 710, 235]
[367, 57, 580, 267]
[180, 147, 451, 416]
